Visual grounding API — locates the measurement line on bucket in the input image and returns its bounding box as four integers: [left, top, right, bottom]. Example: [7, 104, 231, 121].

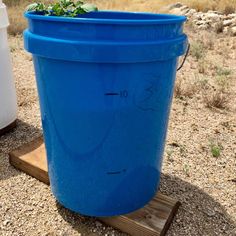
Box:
[105, 92, 119, 96]
[107, 169, 127, 175]
[104, 90, 128, 98]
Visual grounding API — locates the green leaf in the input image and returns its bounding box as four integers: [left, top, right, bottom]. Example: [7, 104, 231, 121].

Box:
[26, 3, 39, 11]
[75, 1, 84, 7]
[73, 7, 86, 15]
[26, 0, 98, 17]
[37, 3, 46, 11]
[60, 0, 74, 8]
[211, 145, 221, 158]
[52, 3, 66, 15]
[81, 3, 98, 12]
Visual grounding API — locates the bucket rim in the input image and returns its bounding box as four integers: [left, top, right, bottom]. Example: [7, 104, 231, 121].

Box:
[24, 10, 186, 25]
[24, 29, 188, 63]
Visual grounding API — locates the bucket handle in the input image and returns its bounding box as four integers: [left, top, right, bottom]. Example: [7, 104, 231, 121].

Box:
[177, 43, 190, 71]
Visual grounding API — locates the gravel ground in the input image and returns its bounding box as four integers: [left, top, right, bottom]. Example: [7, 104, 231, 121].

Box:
[0, 29, 236, 236]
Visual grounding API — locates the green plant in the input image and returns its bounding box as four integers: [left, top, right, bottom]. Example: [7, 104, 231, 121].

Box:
[198, 76, 209, 89]
[216, 66, 232, 77]
[216, 75, 230, 91]
[26, 0, 98, 17]
[166, 148, 174, 162]
[210, 144, 221, 158]
[190, 41, 206, 60]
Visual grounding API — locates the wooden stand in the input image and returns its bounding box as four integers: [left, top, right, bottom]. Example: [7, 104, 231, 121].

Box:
[9, 137, 180, 236]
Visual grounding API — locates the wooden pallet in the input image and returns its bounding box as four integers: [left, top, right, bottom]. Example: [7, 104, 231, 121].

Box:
[9, 137, 180, 236]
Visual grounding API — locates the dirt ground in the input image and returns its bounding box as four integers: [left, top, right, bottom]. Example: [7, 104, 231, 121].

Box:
[0, 25, 236, 236]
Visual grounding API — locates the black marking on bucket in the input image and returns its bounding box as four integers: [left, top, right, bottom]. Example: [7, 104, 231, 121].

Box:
[107, 169, 127, 175]
[105, 92, 119, 96]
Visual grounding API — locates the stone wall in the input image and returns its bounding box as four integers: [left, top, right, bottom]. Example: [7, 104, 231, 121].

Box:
[167, 3, 236, 36]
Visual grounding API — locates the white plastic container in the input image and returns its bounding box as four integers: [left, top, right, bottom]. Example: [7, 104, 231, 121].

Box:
[0, 0, 17, 134]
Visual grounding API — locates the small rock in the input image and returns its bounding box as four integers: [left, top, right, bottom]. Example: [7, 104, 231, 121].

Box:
[186, 9, 197, 17]
[230, 26, 236, 36]
[192, 12, 204, 20]
[198, 24, 209, 30]
[95, 221, 102, 227]
[205, 19, 213, 24]
[176, 218, 181, 223]
[228, 13, 236, 18]
[3, 220, 10, 226]
[180, 5, 189, 11]
[223, 19, 234, 27]
[205, 12, 221, 21]
[223, 26, 229, 34]
[168, 2, 183, 10]
[182, 9, 190, 15]
[205, 209, 216, 217]
[207, 10, 219, 14]
[196, 20, 206, 26]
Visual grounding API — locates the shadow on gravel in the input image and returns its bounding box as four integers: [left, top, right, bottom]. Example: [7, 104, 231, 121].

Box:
[1, 120, 234, 235]
[56, 201, 125, 236]
[159, 174, 235, 235]
[0, 119, 42, 181]
[56, 174, 236, 236]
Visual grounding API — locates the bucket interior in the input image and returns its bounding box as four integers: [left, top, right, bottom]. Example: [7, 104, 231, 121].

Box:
[75, 11, 183, 20]
[27, 10, 186, 24]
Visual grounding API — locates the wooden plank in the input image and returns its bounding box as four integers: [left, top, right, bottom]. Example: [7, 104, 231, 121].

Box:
[9, 137, 49, 184]
[9, 138, 180, 236]
[101, 192, 180, 236]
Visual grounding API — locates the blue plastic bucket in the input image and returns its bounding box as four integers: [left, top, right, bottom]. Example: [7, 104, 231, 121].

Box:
[24, 11, 187, 217]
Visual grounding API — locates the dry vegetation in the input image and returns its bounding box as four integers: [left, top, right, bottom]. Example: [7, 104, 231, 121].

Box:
[172, 25, 235, 110]
[90, 0, 236, 13]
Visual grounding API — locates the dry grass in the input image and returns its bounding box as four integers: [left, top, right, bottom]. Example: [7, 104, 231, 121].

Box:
[202, 90, 229, 109]
[181, 0, 236, 13]
[5, 0, 51, 35]
[201, 74, 230, 109]
[7, 7, 27, 35]
[174, 77, 199, 98]
[198, 59, 208, 74]
[4, 0, 236, 35]
[215, 22, 224, 34]
[90, 0, 236, 13]
[190, 41, 206, 60]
